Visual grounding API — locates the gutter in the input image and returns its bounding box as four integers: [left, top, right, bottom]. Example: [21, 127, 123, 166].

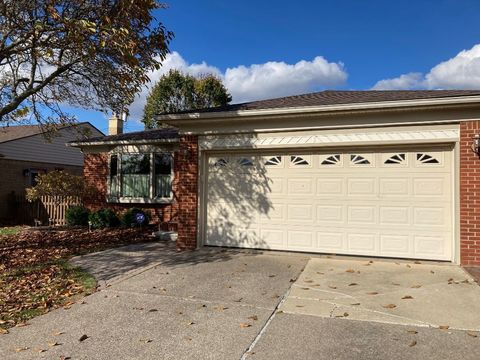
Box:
[157, 95, 480, 124]
[68, 138, 178, 147]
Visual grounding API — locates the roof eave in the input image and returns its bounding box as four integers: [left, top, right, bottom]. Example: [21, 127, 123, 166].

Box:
[68, 138, 179, 148]
[157, 96, 480, 125]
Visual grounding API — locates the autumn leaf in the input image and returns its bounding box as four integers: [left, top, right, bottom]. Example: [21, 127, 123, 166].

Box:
[48, 341, 60, 347]
[343, 312, 349, 317]
[268, 274, 276, 278]
[0, 328, 8, 334]
[240, 323, 252, 328]
[439, 325, 450, 330]
[351, 302, 361, 306]
[345, 269, 355, 273]
[187, 321, 195, 326]
[407, 330, 418, 334]
[301, 287, 310, 290]
[409, 340, 417, 347]
[348, 283, 358, 286]
[248, 315, 258, 321]
[411, 284, 422, 288]
[367, 292, 378, 295]
[34, 348, 47, 353]
[140, 338, 152, 343]
[304, 280, 314, 283]
[214, 305, 228, 311]
[328, 285, 337, 289]
[402, 295, 414, 300]
[53, 331, 64, 336]
[14, 347, 28, 352]
[79, 334, 89, 342]
[382, 304, 397, 309]
[295, 305, 305, 308]
[467, 331, 478, 337]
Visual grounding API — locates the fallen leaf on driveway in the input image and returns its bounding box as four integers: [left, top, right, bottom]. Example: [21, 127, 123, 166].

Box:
[240, 323, 252, 328]
[53, 331, 64, 336]
[79, 334, 89, 342]
[414, 261, 422, 264]
[214, 305, 228, 311]
[343, 312, 349, 317]
[148, 309, 158, 312]
[187, 321, 195, 326]
[345, 269, 355, 273]
[0, 328, 8, 334]
[301, 287, 310, 290]
[140, 338, 152, 343]
[407, 330, 418, 334]
[15, 322, 28, 327]
[34, 348, 46, 353]
[467, 331, 478, 337]
[48, 341, 60, 347]
[367, 292, 378, 295]
[350, 302, 361, 306]
[248, 315, 258, 321]
[295, 305, 304, 308]
[268, 274, 276, 278]
[14, 347, 28, 352]
[430, 270, 435, 274]
[402, 295, 414, 300]
[328, 285, 337, 289]
[409, 340, 417, 347]
[382, 304, 397, 309]
[348, 283, 358, 286]
[304, 280, 313, 283]
[439, 325, 450, 330]
[411, 285, 422, 288]
[289, 278, 297, 282]
[316, 272, 324, 275]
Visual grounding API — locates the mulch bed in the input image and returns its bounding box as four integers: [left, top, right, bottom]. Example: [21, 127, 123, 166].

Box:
[0, 227, 156, 331]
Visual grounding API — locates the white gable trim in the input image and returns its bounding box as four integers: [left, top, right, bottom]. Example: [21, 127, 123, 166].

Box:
[199, 127, 459, 150]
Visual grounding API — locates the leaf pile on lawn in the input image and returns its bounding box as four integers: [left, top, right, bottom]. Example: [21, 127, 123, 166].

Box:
[0, 227, 155, 330]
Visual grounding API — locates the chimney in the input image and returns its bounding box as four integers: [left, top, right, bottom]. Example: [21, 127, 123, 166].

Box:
[108, 113, 123, 135]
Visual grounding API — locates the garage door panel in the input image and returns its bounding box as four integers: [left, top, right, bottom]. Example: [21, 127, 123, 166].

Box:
[205, 148, 453, 261]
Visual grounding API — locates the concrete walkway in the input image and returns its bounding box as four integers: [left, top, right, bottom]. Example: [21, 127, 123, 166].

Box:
[1, 243, 480, 359]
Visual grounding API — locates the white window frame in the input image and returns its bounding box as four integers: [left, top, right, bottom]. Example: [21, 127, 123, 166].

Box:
[107, 151, 174, 204]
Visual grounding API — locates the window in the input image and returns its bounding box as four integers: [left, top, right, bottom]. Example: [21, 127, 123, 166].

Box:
[290, 155, 310, 166]
[384, 153, 406, 165]
[416, 153, 440, 164]
[265, 156, 282, 166]
[108, 153, 173, 202]
[350, 154, 371, 165]
[321, 154, 341, 165]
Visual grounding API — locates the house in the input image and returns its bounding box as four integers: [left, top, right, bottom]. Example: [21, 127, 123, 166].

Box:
[0, 122, 104, 224]
[70, 90, 480, 266]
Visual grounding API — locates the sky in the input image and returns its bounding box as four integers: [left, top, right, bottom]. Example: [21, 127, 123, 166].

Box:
[73, 0, 480, 134]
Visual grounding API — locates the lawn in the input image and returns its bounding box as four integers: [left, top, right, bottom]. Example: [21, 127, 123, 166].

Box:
[0, 227, 155, 333]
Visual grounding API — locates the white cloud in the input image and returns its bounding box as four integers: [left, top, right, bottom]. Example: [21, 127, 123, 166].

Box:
[128, 52, 347, 122]
[372, 72, 423, 90]
[372, 44, 480, 90]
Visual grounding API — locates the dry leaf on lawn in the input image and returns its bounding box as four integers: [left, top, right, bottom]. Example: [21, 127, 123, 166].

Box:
[382, 304, 397, 309]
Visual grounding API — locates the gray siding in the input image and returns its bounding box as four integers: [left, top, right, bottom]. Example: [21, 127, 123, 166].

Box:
[0, 124, 103, 166]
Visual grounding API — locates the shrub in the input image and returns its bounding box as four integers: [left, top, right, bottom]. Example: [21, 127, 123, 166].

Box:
[65, 205, 90, 226]
[88, 208, 120, 229]
[122, 208, 150, 227]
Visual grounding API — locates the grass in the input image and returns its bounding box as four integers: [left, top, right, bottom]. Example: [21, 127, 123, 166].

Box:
[0, 260, 96, 329]
[0, 226, 24, 236]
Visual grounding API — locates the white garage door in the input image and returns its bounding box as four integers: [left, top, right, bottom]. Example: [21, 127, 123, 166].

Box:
[205, 146, 454, 261]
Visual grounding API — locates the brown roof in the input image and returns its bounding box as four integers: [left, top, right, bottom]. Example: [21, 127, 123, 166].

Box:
[72, 127, 178, 145]
[179, 90, 480, 114]
[0, 122, 104, 144]
[0, 125, 44, 143]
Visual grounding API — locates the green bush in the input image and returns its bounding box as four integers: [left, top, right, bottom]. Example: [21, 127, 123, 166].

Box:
[65, 205, 90, 226]
[88, 208, 120, 229]
[122, 208, 150, 227]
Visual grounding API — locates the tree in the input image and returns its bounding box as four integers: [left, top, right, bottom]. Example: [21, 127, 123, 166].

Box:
[26, 170, 95, 201]
[142, 69, 231, 128]
[0, 0, 173, 126]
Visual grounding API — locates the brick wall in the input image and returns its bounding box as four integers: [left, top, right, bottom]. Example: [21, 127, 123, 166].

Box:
[83, 135, 198, 250]
[460, 121, 480, 265]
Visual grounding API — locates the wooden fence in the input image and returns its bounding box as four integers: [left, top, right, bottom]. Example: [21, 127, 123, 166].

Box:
[12, 194, 82, 226]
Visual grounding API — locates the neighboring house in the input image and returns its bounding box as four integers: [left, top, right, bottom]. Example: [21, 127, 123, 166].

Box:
[0, 122, 104, 224]
[71, 90, 480, 266]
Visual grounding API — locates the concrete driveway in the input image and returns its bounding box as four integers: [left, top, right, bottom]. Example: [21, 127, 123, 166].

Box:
[1, 243, 480, 360]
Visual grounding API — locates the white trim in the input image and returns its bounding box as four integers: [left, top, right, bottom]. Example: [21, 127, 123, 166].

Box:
[199, 129, 459, 150]
[160, 95, 480, 123]
[69, 138, 178, 147]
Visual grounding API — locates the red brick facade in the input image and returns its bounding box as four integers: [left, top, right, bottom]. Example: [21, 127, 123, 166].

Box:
[83, 135, 198, 250]
[460, 121, 480, 265]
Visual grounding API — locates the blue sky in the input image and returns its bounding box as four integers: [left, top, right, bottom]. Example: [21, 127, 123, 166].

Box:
[77, 0, 480, 134]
